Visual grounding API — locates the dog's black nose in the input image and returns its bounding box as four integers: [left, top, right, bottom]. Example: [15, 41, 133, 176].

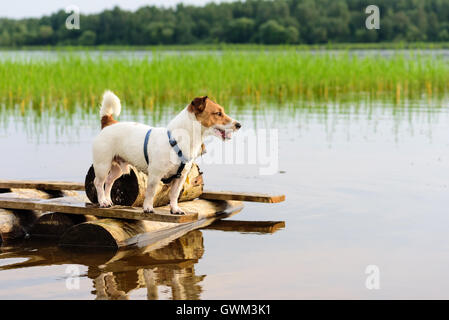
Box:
[235, 122, 242, 129]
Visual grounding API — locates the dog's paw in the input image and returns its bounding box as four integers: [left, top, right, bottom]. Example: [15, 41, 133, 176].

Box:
[143, 207, 154, 214]
[99, 199, 112, 208]
[170, 208, 186, 215]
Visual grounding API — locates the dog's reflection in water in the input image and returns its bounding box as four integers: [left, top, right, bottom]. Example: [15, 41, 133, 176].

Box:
[88, 230, 206, 300]
[93, 266, 205, 300]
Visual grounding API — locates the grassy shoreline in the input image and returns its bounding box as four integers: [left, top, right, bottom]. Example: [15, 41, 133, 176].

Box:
[1, 50, 448, 113]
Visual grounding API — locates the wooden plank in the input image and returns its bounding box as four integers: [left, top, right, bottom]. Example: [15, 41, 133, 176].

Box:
[200, 190, 285, 203]
[0, 180, 285, 204]
[0, 180, 84, 191]
[0, 196, 197, 223]
[205, 220, 285, 234]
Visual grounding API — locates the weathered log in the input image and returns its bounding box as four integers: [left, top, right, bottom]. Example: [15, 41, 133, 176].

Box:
[0, 189, 52, 242]
[30, 213, 98, 238]
[0, 208, 37, 243]
[85, 164, 204, 207]
[59, 199, 243, 249]
[30, 194, 98, 238]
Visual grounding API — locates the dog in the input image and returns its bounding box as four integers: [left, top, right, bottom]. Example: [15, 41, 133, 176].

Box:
[92, 91, 241, 215]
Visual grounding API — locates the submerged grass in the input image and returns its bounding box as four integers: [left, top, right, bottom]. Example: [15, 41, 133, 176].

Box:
[1, 50, 449, 115]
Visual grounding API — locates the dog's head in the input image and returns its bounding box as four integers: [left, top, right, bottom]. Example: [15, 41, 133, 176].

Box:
[188, 96, 241, 141]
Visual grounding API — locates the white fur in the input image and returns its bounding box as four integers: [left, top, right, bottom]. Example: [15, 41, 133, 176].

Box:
[92, 91, 239, 214]
[100, 90, 121, 117]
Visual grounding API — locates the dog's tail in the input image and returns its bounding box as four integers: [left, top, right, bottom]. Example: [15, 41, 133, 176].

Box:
[100, 90, 121, 129]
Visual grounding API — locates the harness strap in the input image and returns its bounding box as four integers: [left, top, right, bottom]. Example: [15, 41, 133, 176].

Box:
[143, 128, 152, 165]
[161, 162, 186, 184]
[161, 130, 189, 184]
[143, 128, 189, 184]
[167, 130, 189, 163]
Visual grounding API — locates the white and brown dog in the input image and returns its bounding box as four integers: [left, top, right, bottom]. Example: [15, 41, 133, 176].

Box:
[92, 91, 241, 215]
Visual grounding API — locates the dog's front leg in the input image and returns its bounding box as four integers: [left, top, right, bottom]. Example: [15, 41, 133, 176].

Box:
[169, 169, 189, 215]
[143, 174, 161, 213]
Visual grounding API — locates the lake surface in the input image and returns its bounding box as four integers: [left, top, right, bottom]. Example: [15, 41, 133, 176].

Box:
[0, 95, 448, 299]
[3, 48, 449, 61]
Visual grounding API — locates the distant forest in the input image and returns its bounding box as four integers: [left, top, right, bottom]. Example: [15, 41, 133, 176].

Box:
[1, 0, 449, 46]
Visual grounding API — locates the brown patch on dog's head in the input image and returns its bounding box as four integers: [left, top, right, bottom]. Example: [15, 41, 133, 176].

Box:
[188, 96, 208, 114]
[101, 114, 118, 129]
[188, 96, 232, 128]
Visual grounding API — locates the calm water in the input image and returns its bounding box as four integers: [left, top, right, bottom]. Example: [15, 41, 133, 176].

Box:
[3, 48, 449, 61]
[0, 96, 448, 299]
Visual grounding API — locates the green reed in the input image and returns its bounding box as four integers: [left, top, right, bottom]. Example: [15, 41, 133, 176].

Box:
[1, 50, 449, 114]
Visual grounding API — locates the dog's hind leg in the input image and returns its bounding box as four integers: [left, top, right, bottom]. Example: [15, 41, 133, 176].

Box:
[104, 162, 124, 204]
[94, 162, 113, 208]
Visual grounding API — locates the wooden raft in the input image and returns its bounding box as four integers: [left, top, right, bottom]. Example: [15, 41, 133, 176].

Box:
[0, 191, 244, 248]
[0, 179, 285, 248]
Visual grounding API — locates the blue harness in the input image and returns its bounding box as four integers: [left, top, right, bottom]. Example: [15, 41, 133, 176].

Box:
[143, 129, 188, 184]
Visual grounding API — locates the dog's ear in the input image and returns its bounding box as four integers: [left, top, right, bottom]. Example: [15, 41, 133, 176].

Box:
[188, 96, 208, 114]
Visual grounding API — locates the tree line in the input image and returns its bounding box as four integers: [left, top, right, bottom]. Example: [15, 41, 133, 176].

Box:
[1, 0, 449, 46]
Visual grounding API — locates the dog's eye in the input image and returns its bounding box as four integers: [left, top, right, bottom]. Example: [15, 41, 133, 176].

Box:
[215, 112, 222, 117]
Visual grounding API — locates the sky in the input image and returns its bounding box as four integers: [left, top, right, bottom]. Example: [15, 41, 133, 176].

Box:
[0, 0, 228, 19]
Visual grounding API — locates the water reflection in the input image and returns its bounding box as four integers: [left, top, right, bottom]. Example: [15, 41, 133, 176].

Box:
[1, 98, 447, 146]
[0, 230, 205, 300]
[88, 230, 206, 300]
[0, 220, 284, 300]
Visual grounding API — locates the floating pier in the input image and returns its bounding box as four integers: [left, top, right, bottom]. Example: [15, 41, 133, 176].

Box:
[0, 177, 285, 249]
